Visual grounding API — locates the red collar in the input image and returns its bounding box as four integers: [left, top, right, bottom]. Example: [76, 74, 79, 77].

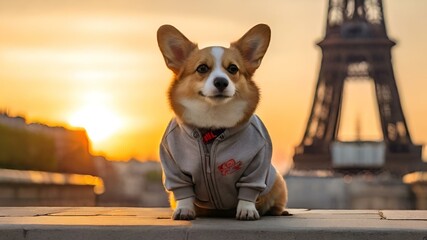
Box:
[201, 129, 225, 144]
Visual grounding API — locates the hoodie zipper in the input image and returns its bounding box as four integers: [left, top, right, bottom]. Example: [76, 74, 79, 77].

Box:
[201, 137, 221, 209]
[205, 155, 211, 173]
[209, 140, 223, 208]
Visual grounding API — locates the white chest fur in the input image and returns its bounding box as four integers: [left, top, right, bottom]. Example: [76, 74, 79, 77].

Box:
[179, 98, 247, 128]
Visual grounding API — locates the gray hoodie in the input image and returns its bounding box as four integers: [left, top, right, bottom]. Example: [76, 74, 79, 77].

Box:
[160, 115, 277, 210]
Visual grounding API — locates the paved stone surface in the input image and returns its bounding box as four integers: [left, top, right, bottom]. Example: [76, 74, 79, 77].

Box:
[0, 207, 72, 217]
[380, 210, 427, 220]
[0, 208, 426, 240]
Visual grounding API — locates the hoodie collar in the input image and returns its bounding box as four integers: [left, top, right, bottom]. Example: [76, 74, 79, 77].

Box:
[176, 116, 252, 141]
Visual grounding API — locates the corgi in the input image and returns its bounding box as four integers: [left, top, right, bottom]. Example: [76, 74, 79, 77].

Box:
[157, 24, 287, 220]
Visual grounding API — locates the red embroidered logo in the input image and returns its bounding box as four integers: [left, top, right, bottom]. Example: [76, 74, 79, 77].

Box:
[218, 159, 242, 176]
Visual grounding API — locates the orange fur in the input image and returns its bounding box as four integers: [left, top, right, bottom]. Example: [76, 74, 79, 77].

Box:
[256, 172, 288, 216]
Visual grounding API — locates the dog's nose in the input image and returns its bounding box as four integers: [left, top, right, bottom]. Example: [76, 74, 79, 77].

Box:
[213, 77, 229, 92]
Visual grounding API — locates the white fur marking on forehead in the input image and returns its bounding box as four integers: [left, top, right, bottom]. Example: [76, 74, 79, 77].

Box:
[211, 47, 224, 67]
[209, 47, 228, 80]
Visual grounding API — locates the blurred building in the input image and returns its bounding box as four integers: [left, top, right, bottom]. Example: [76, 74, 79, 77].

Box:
[0, 111, 95, 175]
[1, 112, 168, 207]
[286, 171, 415, 209]
[0, 168, 102, 206]
[94, 157, 168, 207]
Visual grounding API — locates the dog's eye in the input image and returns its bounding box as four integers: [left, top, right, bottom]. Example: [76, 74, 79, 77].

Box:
[227, 64, 239, 74]
[196, 64, 209, 74]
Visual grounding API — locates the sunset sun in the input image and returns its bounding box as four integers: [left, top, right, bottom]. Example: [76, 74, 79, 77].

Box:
[69, 104, 123, 143]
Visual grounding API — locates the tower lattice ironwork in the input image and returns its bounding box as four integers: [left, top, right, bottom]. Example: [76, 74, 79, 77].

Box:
[293, 0, 424, 174]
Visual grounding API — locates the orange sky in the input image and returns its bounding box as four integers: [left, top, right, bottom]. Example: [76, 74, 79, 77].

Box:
[1, 0, 426, 169]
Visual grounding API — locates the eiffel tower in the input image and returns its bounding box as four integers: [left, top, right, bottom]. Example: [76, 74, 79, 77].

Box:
[293, 0, 425, 175]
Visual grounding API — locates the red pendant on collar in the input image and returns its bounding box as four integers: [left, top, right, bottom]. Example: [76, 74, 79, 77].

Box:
[201, 129, 225, 144]
[203, 131, 216, 143]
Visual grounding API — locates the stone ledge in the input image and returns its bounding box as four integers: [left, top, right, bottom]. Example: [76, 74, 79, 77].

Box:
[0, 207, 426, 240]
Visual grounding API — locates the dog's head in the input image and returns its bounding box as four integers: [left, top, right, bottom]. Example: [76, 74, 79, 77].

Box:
[157, 24, 270, 129]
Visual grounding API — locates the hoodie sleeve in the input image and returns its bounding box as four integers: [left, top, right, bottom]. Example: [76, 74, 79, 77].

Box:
[235, 142, 272, 202]
[159, 125, 195, 201]
[235, 115, 274, 203]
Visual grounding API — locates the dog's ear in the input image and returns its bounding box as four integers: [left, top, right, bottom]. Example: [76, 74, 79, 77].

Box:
[231, 24, 271, 75]
[157, 25, 197, 74]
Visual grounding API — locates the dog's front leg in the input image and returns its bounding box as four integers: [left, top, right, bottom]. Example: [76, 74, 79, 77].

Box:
[172, 197, 196, 220]
[236, 199, 260, 220]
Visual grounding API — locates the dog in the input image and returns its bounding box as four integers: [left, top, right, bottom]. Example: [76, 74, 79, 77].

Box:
[157, 24, 287, 220]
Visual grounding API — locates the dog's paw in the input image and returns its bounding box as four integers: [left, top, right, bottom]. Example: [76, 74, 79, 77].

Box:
[172, 207, 196, 220]
[172, 197, 196, 220]
[236, 200, 260, 220]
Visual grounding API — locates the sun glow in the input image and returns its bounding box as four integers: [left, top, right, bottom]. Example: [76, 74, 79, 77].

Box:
[68, 91, 124, 143]
[69, 104, 123, 142]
